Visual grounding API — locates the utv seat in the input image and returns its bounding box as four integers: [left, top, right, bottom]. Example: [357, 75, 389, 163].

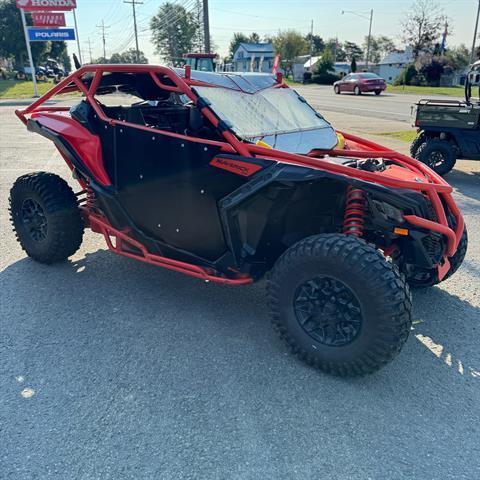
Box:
[70, 100, 97, 134]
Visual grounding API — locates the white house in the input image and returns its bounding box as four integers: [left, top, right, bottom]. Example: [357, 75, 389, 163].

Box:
[377, 47, 414, 83]
[232, 43, 275, 73]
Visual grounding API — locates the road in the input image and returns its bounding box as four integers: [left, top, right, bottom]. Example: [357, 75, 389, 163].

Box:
[294, 84, 464, 124]
[1, 98, 479, 480]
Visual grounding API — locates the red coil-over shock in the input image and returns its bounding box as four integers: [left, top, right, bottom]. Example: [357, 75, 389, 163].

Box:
[343, 185, 366, 237]
[86, 186, 97, 212]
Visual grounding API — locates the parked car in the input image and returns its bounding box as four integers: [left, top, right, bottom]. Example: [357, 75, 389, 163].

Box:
[334, 73, 387, 96]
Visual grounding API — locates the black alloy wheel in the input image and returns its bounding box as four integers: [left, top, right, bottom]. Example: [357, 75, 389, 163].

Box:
[293, 276, 362, 347]
[20, 198, 48, 242]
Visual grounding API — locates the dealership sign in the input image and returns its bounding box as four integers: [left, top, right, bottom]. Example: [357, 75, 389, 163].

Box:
[32, 12, 66, 26]
[28, 27, 75, 41]
[16, 0, 76, 11]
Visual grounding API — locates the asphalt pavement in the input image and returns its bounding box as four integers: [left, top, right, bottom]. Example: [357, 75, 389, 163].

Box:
[1, 92, 480, 480]
[294, 84, 464, 123]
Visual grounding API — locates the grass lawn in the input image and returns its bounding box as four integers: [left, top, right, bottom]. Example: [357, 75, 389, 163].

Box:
[377, 130, 418, 142]
[0, 79, 53, 99]
[386, 84, 464, 97]
[283, 77, 303, 87]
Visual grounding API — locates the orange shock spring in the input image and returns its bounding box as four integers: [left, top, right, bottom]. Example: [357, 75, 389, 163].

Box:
[343, 186, 366, 237]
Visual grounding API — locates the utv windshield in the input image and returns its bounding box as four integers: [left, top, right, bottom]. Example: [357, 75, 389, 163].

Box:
[195, 86, 337, 152]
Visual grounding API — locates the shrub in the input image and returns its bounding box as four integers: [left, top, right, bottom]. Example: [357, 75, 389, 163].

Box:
[312, 72, 340, 84]
[393, 64, 417, 86]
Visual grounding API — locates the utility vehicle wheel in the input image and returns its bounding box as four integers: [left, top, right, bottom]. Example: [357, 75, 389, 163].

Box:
[415, 138, 457, 175]
[267, 234, 412, 376]
[354, 86, 361, 96]
[407, 227, 468, 288]
[9, 172, 84, 264]
[374, 90, 381, 95]
[334, 85, 340, 94]
[409, 132, 426, 158]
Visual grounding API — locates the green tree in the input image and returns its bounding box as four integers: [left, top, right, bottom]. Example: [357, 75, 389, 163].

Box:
[249, 32, 260, 44]
[312, 49, 339, 84]
[48, 41, 71, 72]
[0, 0, 47, 69]
[324, 38, 346, 62]
[444, 44, 469, 70]
[150, 2, 199, 62]
[315, 50, 335, 75]
[273, 30, 308, 75]
[343, 41, 363, 61]
[401, 0, 448, 58]
[364, 35, 396, 63]
[305, 33, 324, 55]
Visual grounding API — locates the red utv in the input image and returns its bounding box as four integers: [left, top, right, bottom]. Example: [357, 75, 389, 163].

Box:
[334, 72, 387, 96]
[10, 64, 466, 376]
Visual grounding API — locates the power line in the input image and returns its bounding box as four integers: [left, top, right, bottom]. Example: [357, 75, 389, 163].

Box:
[84, 38, 93, 63]
[96, 19, 111, 59]
[124, 0, 143, 62]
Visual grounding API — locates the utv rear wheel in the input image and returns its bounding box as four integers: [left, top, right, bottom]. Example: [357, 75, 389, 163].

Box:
[9, 172, 84, 264]
[354, 86, 361, 95]
[415, 138, 457, 175]
[267, 234, 412, 376]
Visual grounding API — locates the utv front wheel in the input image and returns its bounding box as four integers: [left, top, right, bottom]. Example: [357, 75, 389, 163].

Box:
[9, 172, 84, 263]
[267, 234, 412, 376]
[415, 138, 457, 175]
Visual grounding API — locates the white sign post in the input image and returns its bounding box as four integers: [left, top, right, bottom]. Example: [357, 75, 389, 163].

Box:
[20, 8, 39, 97]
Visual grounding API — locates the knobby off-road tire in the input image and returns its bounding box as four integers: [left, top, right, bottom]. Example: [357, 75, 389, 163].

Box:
[267, 234, 412, 376]
[409, 132, 426, 158]
[415, 138, 457, 176]
[9, 172, 84, 264]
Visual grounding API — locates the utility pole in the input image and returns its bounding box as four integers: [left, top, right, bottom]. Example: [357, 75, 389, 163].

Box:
[85, 38, 93, 63]
[471, 0, 480, 64]
[97, 20, 109, 59]
[203, 0, 210, 53]
[366, 9, 373, 69]
[342, 9, 373, 69]
[124, 0, 142, 62]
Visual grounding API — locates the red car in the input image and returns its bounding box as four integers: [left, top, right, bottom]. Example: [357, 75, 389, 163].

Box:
[334, 72, 387, 96]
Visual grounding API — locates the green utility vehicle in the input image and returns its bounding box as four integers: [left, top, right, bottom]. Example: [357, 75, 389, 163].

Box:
[410, 61, 480, 175]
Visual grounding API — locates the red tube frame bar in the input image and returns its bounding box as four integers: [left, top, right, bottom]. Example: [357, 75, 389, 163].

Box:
[15, 64, 464, 263]
[89, 214, 252, 285]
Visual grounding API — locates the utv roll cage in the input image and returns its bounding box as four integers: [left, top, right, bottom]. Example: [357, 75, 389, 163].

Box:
[15, 64, 464, 284]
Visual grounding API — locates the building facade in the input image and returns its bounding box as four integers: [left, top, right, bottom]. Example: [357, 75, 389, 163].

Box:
[232, 43, 275, 73]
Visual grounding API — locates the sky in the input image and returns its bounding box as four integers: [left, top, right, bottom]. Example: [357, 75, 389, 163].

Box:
[64, 0, 480, 63]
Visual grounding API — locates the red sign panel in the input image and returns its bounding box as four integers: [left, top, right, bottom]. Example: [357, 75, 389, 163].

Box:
[32, 12, 66, 27]
[16, 0, 76, 11]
